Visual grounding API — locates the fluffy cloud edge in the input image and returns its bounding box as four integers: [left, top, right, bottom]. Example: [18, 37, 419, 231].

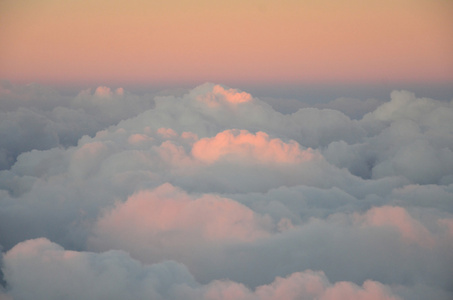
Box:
[1, 238, 402, 300]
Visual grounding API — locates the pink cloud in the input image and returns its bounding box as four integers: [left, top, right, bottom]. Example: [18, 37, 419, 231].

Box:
[3, 238, 56, 260]
[321, 280, 401, 300]
[74, 141, 106, 157]
[90, 183, 273, 252]
[201, 271, 402, 300]
[156, 140, 193, 167]
[115, 87, 124, 96]
[94, 86, 113, 98]
[157, 127, 178, 139]
[128, 133, 151, 145]
[92, 86, 124, 98]
[255, 271, 327, 300]
[202, 281, 252, 300]
[356, 206, 435, 247]
[192, 129, 317, 164]
[197, 85, 253, 107]
[181, 131, 199, 142]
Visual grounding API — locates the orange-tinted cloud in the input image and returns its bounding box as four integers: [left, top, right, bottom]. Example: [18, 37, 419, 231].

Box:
[202, 270, 402, 300]
[157, 127, 178, 139]
[356, 206, 435, 247]
[197, 85, 253, 107]
[92, 183, 272, 246]
[192, 129, 316, 164]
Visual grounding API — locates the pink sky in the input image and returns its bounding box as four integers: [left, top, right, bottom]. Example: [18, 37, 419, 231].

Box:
[0, 0, 452, 86]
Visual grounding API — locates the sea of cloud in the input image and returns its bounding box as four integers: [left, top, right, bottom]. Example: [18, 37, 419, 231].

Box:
[0, 82, 452, 300]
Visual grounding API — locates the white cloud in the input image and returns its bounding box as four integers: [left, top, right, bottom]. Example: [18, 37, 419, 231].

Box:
[0, 81, 156, 170]
[2, 238, 403, 300]
[1, 83, 452, 299]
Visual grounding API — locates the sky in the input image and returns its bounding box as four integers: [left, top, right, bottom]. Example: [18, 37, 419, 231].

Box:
[1, 0, 453, 87]
[1, 1, 453, 300]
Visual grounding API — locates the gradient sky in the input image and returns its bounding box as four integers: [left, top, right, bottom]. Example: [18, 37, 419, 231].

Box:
[1, 0, 452, 87]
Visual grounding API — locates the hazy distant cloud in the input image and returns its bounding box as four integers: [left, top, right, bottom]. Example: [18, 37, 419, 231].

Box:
[93, 86, 124, 97]
[195, 84, 253, 106]
[320, 96, 383, 119]
[322, 91, 453, 183]
[0, 81, 155, 170]
[354, 205, 435, 247]
[1, 83, 452, 299]
[0, 107, 60, 168]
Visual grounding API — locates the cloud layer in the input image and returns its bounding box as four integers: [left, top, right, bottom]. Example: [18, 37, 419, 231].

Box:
[1, 83, 452, 299]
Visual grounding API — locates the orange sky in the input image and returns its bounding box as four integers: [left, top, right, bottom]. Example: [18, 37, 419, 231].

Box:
[0, 0, 452, 86]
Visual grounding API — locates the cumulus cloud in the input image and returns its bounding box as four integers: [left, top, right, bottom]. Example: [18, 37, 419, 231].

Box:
[1, 83, 452, 299]
[323, 91, 453, 183]
[1, 238, 403, 300]
[2, 238, 197, 300]
[355, 205, 435, 247]
[192, 129, 317, 164]
[89, 183, 274, 266]
[196, 84, 253, 106]
[0, 81, 156, 170]
[318, 96, 383, 120]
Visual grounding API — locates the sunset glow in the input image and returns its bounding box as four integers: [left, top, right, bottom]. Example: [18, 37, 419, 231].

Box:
[1, 0, 452, 86]
[1, 1, 453, 300]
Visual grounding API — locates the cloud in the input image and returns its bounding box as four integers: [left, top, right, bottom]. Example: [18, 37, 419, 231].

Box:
[1, 238, 403, 300]
[195, 84, 253, 107]
[1, 83, 452, 299]
[2, 238, 197, 300]
[323, 91, 453, 183]
[93, 86, 125, 98]
[318, 96, 383, 119]
[89, 183, 274, 264]
[192, 129, 317, 164]
[0, 81, 156, 170]
[354, 206, 435, 247]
